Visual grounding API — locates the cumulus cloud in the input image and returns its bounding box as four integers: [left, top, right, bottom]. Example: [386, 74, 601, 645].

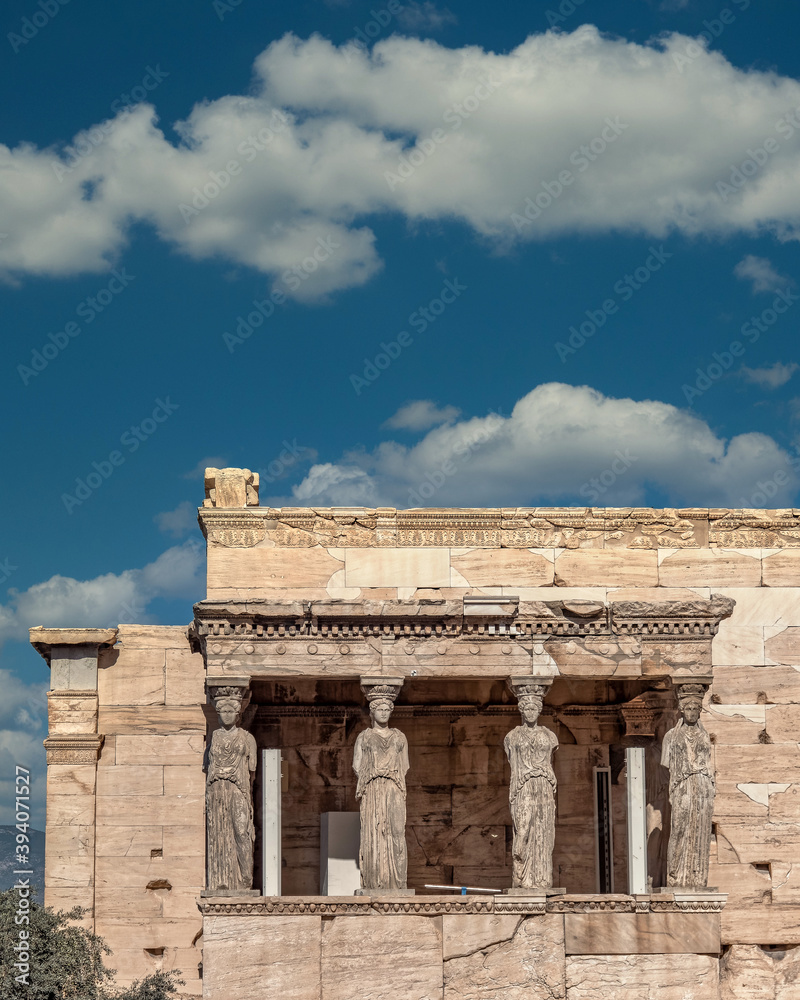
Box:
[155, 500, 197, 537]
[741, 362, 799, 389]
[0, 540, 205, 646]
[3, 28, 800, 295]
[279, 383, 800, 508]
[734, 255, 792, 294]
[383, 399, 461, 430]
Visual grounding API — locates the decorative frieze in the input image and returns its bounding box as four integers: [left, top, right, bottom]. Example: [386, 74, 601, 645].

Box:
[196, 893, 726, 915]
[198, 502, 800, 548]
[43, 733, 104, 764]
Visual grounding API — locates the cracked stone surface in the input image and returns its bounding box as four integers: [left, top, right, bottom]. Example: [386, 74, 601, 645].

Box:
[443, 913, 566, 999]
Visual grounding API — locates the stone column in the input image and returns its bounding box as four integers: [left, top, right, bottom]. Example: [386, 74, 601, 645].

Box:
[504, 676, 563, 894]
[203, 676, 259, 896]
[30, 627, 117, 928]
[354, 676, 413, 895]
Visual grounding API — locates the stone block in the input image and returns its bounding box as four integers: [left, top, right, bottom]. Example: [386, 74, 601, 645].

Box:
[163, 824, 206, 857]
[45, 824, 94, 857]
[708, 861, 771, 906]
[344, 548, 451, 588]
[765, 628, 800, 666]
[659, 550, 761, 588]
[47, 692, 98, 734]
[322, 913, 442, 1000]
[720, 944, 774, 1000]
[713, 781, 769, 822]
[715, 745, 800, 783]
[114, 624, 191, 649]
[96, 766, 164, 797]
[165, 647, 205, 705]
[451, 548, 554, 588]
[50, 645, 100, 691]
[766, 705, 800, 742]
[208, 544, 343, 592]
[714, 588, 800, 627]
[46, 764, 98, 796]
[716, 821, 800, 864]
[444, 913, 565, 1000]
[96, 794, 204, 826]
[762, 550, 800, 586]
[564, 912, 721, 954]
[769, 784, 800, 823]
[451, 785, 511, 828]
[554, 550, 658, 587]
[565, 953, 719, 999]
[98, 647, 165, 706]
[95, 855, 204, 889]
[713, 627, 765, 666]
[115, 733, 205, 766]
[721, 904, 800, 945]
[95, 826, 163, 857]
[711, 665, 800, 705]
[163, 764, 206, 797]
[702, 705, 765, 745]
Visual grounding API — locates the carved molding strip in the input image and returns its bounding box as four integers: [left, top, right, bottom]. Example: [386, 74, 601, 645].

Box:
[199, 504, 800, 548]
[192, 597, 734, 647]
[198, 893, 725, 915]
[44, 733, 104, 765]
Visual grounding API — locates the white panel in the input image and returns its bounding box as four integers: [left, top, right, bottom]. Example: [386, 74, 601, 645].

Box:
[626, 747, 648, 895]
[262, 749, 282, 896]
[320, 812, 361, 895]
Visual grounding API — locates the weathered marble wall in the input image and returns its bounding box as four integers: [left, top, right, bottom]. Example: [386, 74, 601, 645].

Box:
[93, 625, 206, 994]
[39, 503, 800, 998]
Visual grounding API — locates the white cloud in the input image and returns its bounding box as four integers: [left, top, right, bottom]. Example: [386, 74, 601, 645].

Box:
[0, 540, 205, 646]
[155, 500, 197, 537]
[280, 383, 799, 507]
[734, 255, 792, 294]
[741, 362, 799, 389]
[4, 29, 800, 294]
[396, 2, 458, 31]
[383, 399, 461, 430]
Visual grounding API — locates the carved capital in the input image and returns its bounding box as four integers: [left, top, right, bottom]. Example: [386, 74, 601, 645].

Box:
[43, 733, 104, 765]
[360, 676, 404, 704]
[507, 675, 554, 702]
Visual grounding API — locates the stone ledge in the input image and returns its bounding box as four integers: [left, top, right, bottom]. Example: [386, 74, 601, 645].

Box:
[197, 893, 726, 916]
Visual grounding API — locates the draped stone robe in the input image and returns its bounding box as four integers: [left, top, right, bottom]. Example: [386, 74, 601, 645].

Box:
[353, 727, 409, 890]
[204, 725, 257, 892]
[661, 720, 715, 887]
[504, 724, 558, 888]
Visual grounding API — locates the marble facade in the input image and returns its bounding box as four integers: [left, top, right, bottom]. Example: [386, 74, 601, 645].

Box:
[32, 469, 800, 998]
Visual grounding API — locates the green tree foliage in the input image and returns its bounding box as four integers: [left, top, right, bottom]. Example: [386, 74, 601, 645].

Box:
[0, 887, 184, 1000]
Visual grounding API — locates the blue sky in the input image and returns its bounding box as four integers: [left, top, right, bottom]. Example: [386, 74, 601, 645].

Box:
[2, 0, 800, 825]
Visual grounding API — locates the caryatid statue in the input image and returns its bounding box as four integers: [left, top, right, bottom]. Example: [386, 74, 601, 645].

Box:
[353, 677, 410, 893]
[505, 677, 558, 889]
[661, 680, 715, 888]
[204, 682, 257, 893]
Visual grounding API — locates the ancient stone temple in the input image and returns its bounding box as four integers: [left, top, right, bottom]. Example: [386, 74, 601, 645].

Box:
[33, 469, 800, 998]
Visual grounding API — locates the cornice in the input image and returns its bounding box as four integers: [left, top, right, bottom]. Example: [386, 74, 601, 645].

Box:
[198, 505, 800, 548]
